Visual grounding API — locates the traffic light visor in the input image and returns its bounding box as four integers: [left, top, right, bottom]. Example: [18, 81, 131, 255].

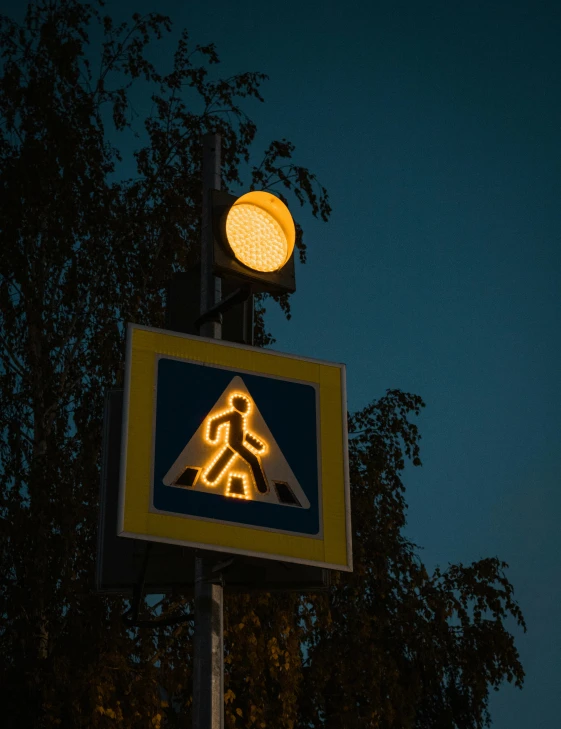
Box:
[225, 191, 295, 273]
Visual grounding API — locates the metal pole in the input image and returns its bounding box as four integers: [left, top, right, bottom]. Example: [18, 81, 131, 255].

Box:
[199, 133, 222, 341]
[193, 132, 223, 729]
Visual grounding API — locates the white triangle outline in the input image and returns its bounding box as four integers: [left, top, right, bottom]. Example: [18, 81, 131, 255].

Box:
[162, 375, 310, 509]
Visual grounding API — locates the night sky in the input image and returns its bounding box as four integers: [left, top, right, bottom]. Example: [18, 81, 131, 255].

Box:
[8, 0, 560, 725]
[175, 3, 559, 725]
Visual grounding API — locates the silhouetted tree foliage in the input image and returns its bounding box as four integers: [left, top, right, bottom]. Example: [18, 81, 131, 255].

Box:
[0, 2, 525, 728]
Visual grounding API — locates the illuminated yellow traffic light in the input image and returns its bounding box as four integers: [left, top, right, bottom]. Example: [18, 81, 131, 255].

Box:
[212, 189, 296, 294]
[224, 191, 295, 273]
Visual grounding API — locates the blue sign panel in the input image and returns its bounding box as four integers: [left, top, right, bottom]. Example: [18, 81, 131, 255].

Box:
[152, 357, 321, 537]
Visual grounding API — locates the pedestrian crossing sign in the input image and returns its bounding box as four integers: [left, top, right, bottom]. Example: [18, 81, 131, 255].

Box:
[117, 324, 352, 571]
[162, 375, 311, 509]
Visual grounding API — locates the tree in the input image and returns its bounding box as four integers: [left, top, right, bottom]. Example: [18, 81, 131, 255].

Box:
[0, 2, 524, 728]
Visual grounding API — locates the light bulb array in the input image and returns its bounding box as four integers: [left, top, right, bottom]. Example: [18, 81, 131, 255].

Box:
[226, 472, 250, 500]
[225, 203, 289, 273]
[200, 391, 268, 497]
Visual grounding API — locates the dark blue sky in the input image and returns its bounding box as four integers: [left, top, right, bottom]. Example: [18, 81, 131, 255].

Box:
[125, 0, 559, 725]
[174, 2, 558, 725]
[9, 0, 559, 724]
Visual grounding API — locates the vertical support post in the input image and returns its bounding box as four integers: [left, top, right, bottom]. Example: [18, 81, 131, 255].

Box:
[193, 559, 223, 729]
[193, 132, 224, 729]
[199, 133, 222, 341]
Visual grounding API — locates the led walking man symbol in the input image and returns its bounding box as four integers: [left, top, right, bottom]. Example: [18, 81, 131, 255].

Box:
[201, 392, 269, 498]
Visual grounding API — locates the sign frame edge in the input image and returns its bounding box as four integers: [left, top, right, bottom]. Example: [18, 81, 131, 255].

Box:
[117, 323, 352, 572]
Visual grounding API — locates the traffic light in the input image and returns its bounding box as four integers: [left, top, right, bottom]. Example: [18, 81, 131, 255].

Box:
[212, 190, 296, 294]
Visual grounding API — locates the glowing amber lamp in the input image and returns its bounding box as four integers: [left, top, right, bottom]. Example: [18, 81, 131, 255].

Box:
[225, 191, 295, 273]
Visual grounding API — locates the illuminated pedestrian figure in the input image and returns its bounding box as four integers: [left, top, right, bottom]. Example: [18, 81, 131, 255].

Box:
[202, 392, 269, 494]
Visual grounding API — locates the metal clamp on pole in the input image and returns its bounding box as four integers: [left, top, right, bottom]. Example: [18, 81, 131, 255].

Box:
[195, 284, 253, 332]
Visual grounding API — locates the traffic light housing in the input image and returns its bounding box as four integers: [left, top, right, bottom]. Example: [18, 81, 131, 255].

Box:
[211, 190, 296, 295]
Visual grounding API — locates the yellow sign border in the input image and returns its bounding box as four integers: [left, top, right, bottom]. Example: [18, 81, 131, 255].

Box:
[118, 324, 352, 571]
